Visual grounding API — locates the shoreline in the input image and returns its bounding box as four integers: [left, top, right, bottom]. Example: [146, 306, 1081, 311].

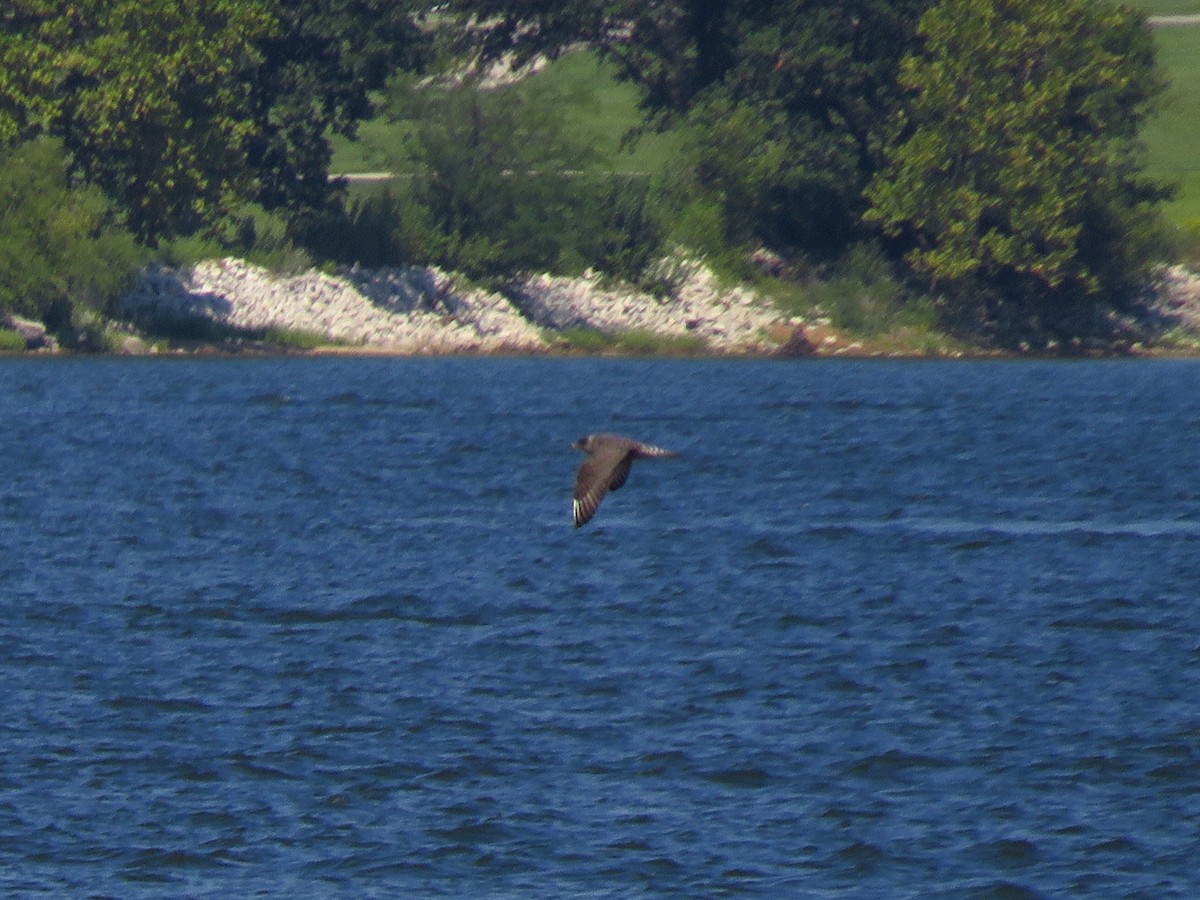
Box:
[5, 257, 1200, 360]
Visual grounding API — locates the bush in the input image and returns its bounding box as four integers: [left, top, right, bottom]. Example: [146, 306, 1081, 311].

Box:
[373, 72, 671, 280]
[301, 188, 411, 268]
[0, 137, 145, 327]
[809, 243, 913, 335]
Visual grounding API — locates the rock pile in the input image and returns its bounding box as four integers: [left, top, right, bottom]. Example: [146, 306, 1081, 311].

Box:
[120, 257, 784, 353]
[511, 260, 779, 352]
[1150, 265, 1200, 333]
[123, 259, 547, 353]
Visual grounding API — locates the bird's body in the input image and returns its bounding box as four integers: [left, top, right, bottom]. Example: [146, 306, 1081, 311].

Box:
[571, 433, 681, 527]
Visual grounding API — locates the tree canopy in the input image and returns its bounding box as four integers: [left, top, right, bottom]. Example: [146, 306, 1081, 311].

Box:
[448, 0, 934, 255]
[0, 137, 143, 325]
[1, 0, 427, 242]
[864, 0, 1168, 306]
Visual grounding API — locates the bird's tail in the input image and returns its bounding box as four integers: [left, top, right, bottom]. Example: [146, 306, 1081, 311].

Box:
[635, 443, 682, 459]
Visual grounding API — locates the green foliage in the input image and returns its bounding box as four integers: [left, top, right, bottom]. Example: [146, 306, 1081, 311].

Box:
[382, 73, 600, 275]
[2, 0, 278, 241]
[445, 1, 934, 258]
[301, 188, 413, 268]
[865, 0, 1170, 306]
[577, 176, 669, 284]
[0, 329, 26, 352]
[263, 327, 339, 350]
[809, 244, 910, 335]
[2, 0, 428, 243]
[0, 137, 144, 326]
[612, 328, 709, 356]
[611, 1, 933, 256]
[242, 0, 429, 223]
[369, 71, 669, 279]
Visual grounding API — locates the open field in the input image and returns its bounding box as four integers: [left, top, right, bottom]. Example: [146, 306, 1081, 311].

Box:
[1138, 1, 1200, 15]
[1143, 23, 1200, 225]
[1136, 2, 1200, 226]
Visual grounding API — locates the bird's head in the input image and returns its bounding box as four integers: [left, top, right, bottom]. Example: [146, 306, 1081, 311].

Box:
[572, 435, 594, 452]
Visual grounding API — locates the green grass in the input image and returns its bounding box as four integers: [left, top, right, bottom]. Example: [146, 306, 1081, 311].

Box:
[541, 52, 683, 177]
[1142, 23, 1200, 226]
[1133, 1, 1200, 14]
[554, 327, 617, 352]
[263, 327, 342, 350]
[553, 325, 708, 355]
[611, 328, 709, 355]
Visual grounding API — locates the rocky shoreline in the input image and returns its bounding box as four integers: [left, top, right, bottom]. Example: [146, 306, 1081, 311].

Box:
[117, 257, 787, 355]
[6, 257, 1200, 357]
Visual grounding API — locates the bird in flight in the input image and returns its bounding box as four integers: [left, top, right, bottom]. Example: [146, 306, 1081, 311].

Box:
[571, 433, 682, 527]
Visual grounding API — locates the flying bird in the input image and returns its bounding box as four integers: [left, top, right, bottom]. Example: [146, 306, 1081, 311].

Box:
[571, 433, 682, 527]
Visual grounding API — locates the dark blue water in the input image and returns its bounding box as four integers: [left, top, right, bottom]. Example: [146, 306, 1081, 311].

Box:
[3, 357, 1200, 897]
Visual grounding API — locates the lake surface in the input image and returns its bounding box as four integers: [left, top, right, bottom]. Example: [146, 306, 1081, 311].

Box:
[2, 357, 1199, 897]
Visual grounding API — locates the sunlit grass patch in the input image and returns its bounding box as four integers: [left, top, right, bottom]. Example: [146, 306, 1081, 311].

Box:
[0, 328, 26, 352]
[612, 328, 709, 355]
[263, 327, 342, 351]
[554, 327, 617, 352]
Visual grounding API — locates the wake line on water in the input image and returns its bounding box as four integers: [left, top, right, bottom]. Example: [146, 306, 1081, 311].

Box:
[812, 516, 1200, 539]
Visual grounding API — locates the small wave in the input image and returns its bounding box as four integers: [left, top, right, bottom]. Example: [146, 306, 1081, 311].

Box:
[977, 837, 1041, 867]
[703, 766, 772, 789]
[103, 695, 212, 715]
[743, 536, 795, 558]
[810, 516, 1200, 540]
[124, 846, 232, 874]
[845, 748, 953, 779]
[246, 391, 294, 406]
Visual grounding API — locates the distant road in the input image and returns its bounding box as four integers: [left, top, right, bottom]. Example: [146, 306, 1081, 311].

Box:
[1148, 14, 1200, 26]
[332, 172, 396, 183]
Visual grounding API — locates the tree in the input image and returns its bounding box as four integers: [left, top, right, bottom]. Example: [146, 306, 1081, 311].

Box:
[382, 73, 611, 276]
[864, 0, 1169, 310]
[0, 137, 143, 327]
[0, 1, 428, 243]
[446, 0, 934, 257]
[2, 0, 278, 241]
[241, 0, 429, 222]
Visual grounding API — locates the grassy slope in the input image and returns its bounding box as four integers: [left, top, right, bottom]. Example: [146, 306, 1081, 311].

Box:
[1136, 1, 1200, 14]
[1133, 4, 1200, 226]
[1143, 26, 1200, 225]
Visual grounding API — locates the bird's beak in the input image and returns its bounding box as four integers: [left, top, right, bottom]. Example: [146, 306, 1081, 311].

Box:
[571, 440, 583, 450]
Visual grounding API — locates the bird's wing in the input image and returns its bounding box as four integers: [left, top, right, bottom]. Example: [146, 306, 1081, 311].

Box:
[573, 446, 628, 527]
[607, 455, 634, 492]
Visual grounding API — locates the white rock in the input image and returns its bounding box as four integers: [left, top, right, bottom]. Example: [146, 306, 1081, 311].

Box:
[120, 256, 784, 353]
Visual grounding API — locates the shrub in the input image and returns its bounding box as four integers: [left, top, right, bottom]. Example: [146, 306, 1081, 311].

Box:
[0, 137, 145, 327]
[374, 72, 671, 281]
[809, 243, 913, 335]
